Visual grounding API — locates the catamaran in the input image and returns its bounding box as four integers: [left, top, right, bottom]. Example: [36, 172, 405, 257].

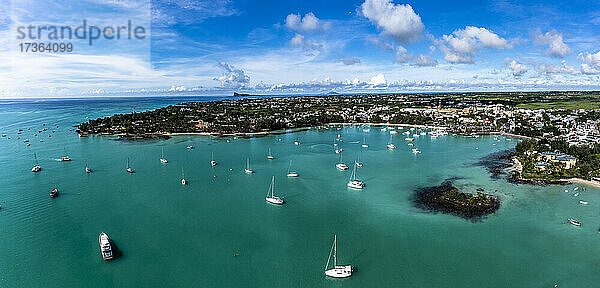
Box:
[32, 153, 41, 172]
[265, 176, 284, 205]
[267, 148, 275, 160]
[324, 235, 352, 278]
[181, 167, 187, 185]
[286, 160, 299, 177]
[245, 158, 254, 174]
[387, 135, 396, 149]
[160, 147, 168, 163]
[347, 163, 365, 189]
[99, 232, 114, 261]
[211, 152, 218, 166]
[336, 154, 349, 170]
[126, 158, 134, 173]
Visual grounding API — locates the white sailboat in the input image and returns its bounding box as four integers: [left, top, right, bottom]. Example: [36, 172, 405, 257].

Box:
[160, 147, 168, 163]
[245, 158, 254, 174]
[267, 148, 275, 160]
[387, 135, 396, 149]
[355, 154, 363, 167]
[265, 176, 284, 205]
[347, 163, 365, 189]
[181, 167, 187, 185]
[336, 154, 349, 170]
[324, 235, 352, 278]
[126, 157, 134, 173]
[85, 160, 92, 173]
[361, 135, 368, 148]
[31, 152, 41, 172]
[286, 160, 299, 177]
[210, 152, 218, 166]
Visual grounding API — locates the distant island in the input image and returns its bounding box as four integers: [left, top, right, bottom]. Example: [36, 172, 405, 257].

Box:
[414, 180, 500, 220]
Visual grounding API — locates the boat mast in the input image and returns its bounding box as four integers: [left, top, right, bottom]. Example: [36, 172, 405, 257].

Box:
[287, 160, 292, 174]
[34, 153, 38, 165]
[247, 158, 250, 169]
[333, 235, 337, 267]
[270, 176, 275, 197]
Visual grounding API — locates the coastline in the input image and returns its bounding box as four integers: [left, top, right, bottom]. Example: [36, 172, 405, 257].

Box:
[327, 122, 449, 130]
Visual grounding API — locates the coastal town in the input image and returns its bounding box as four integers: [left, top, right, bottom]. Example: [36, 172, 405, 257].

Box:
[77, 92, 600, 183]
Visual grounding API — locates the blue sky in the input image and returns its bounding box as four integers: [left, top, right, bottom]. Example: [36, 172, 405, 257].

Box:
[1, 0, 600, 97]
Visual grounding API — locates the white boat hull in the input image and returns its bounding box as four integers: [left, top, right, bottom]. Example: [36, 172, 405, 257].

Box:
[325, 266, 352, 278]
[336, 163, 349, 170]
[347, 180, 365, 189]
[266, 197, 284, 205]
[245, 169, 254, 174]
[287, 172, 299, 177]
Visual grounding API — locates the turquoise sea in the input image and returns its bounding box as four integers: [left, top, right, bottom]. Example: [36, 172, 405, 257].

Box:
[1, 97, 599, 287]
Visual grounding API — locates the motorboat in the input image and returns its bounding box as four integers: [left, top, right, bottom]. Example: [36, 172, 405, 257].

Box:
[99, 232, 114, 261]
[50, 187, 58, 198]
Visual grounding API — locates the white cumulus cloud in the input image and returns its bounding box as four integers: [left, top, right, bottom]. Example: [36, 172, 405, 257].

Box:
[508, 60, 528, 77]
[213, 62, 250, 88]
[533, 30, 571, 58]
[290, 33, 322, 50]
[285, 12, 328, 32]
[578, 51, 600, 74]
[360, 0, 424, 43]
[413, 54, 438, 67]
[438, 26, 512, 64]
[369, 73, 387, 85]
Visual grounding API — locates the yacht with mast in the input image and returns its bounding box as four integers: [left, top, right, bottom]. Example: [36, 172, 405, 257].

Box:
[347, 163, 365, 189]
[386, 135, 396, 149]
[355, 154, 363, 167]
[60, 149, 72, 161]
[31, 153, 41, 172]
[267, 148, 275, 160]
[336, 154, 349, 170]
[181, 167, 187, 185]
[324, 235, 353, 278]
[211, 152, 218, 166]
[126, 158, 134, 173]
[265, 176, 284, 205]
[85, 160, 92, 173]
[98, 232, 114, 261]
[244, 158, 254, 174]
[286, 160, 299, 177]
[361, 136, 368, 148]
[160, 147, 168, 163]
